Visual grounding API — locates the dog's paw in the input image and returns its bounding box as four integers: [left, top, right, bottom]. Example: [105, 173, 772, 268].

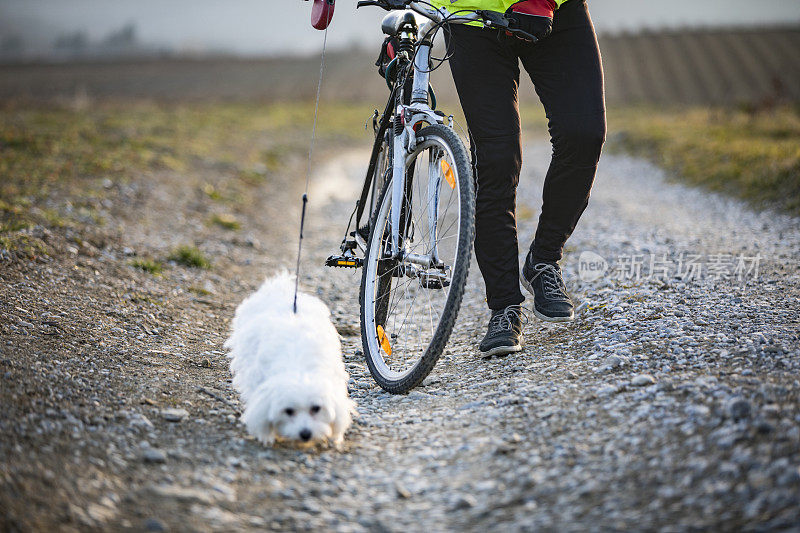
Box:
[257, 433, 276, 447]
[329, 432, 346, 450]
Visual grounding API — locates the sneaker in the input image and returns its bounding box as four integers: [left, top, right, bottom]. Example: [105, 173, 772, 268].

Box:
[520, 255, 574, 322]
[479, 305, 525, 357]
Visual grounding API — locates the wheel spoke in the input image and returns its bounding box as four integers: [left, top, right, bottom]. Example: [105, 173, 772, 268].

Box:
[360, 127, 472, 390]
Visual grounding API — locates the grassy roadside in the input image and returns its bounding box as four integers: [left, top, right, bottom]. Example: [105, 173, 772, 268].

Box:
[607, 106, 800, 215]
[0, 100, 371, 258]
[3, 99, 798, 261]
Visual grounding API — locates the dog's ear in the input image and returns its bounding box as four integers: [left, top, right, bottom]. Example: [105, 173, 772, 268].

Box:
[330, 393, 355, 444]
[227, 326, 268, 404]
[242, 380, 282, 446]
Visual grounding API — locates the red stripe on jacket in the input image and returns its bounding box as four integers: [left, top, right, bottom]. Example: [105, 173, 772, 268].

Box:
[511, 0, 556, 18]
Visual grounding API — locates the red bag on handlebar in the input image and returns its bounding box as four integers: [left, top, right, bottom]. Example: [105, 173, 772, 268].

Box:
[311, 0, 335, 30]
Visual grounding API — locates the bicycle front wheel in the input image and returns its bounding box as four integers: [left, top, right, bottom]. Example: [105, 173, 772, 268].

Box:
[359, 124, 474, 393]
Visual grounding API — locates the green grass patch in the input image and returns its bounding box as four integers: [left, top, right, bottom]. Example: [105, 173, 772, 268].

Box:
[237, 167, 269, 185]
[168, 245, 212, 269]
[0, 220, 31, 233]
[188, 285, 212, 296]
[130, 258, 164, 275]
[202, 183, 224, 201]
[209, 213, 241, 231]
[607, 106, 800, 214]
[0, 233, 47, 258]
[125, 291, 162, 306]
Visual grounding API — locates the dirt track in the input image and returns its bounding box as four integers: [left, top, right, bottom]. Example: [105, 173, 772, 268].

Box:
[2, 118, 800, 530]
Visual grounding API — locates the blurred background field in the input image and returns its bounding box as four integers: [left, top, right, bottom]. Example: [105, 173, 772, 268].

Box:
[1, 26, 799, 106]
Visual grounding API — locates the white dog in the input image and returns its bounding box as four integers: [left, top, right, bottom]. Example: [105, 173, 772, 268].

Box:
[225, 274, 355, 446]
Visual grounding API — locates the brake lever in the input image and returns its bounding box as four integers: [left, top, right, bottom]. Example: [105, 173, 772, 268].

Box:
[356, 1, 384, 8]
[507, 27, 538, 43]
[475, 10, 538, 43]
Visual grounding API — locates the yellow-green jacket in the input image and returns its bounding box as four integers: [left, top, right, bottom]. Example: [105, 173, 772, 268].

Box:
[427, 0, 567, 16]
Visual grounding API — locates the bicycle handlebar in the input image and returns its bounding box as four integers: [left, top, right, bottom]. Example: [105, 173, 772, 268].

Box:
[356, 0, 537, 42]
[356, 0, 393, 8]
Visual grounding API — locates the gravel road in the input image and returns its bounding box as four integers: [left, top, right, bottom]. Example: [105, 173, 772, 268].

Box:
[2, 139, 799, 531]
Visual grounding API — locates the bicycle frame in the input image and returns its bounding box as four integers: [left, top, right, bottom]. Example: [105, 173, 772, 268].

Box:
[353, 3, 479, 264]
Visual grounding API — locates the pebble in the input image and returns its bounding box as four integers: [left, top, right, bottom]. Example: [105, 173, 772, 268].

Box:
[142, 449, 167, 464]
[143, 518, 166, 532]
[395, 483, 411, 499]
[450, 494, 477, 510]
[631, 374, 656, 387]
[161, 408, 189, 422]
[150, 484, 216, 504]
[726, 398, 752, 421]
[127, 412, 154, 429]
[596, 385, 618, 396]
[687, 404, 711, 418]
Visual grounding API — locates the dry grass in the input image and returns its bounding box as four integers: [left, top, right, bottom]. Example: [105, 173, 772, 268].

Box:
[2, 98, 797, 260]
[0, 100, 370, 253]
[607, 106, 800, 214]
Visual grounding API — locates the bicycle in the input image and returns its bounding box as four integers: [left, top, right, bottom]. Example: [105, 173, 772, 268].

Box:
[325, 0, 538, 393]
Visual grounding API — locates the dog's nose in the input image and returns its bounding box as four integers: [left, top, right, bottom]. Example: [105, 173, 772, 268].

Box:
[299, 429, 312, 442]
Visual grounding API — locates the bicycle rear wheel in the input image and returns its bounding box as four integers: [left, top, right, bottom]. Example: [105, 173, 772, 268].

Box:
[359, 124, 474, 393]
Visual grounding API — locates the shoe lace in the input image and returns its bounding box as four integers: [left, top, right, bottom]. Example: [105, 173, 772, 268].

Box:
[531, 262, 569, 301]
[488, 305, 527, 335]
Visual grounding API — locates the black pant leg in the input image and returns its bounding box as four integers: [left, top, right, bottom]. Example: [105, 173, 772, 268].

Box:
[446, 25, 526, 310]
[517, 0, 606, 263]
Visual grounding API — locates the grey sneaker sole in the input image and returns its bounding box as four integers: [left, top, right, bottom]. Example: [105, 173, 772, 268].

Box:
[520, 274, 575, 323]
[480, 344, 523, 358]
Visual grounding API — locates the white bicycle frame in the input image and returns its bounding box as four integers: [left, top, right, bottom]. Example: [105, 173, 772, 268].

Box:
[386, 3, 479, 265]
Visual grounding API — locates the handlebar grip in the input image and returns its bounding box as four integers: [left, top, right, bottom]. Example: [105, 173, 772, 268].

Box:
[356, 0, 411, 9]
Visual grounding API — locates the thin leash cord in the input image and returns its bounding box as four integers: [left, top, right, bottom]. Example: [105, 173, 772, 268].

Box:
[293, 23, 329, 314]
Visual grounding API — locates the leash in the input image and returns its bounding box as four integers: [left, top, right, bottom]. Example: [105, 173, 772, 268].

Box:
[293, 23, 330, 314]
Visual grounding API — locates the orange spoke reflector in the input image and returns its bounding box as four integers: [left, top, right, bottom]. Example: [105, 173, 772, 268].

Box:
[440, 160, 456, 189]
[377, 325, 392, 356]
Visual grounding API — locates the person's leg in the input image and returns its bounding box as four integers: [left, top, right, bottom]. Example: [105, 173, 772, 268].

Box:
[446, 25, 525, 311]
[517, 0, 606, 264]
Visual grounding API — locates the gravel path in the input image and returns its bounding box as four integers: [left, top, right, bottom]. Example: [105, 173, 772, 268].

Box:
[2, 140, 799, 531]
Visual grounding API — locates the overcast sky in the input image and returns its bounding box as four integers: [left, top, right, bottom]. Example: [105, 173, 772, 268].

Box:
[3, 0, 800, 56]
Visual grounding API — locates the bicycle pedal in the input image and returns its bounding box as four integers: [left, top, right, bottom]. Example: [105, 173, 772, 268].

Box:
[419, 278, 449, 289]
[325, 255, 363, 269]
[419, 272, 450, 289]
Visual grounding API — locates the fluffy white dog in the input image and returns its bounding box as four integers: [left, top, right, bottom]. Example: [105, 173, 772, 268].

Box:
[225, 274, 355, 446]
